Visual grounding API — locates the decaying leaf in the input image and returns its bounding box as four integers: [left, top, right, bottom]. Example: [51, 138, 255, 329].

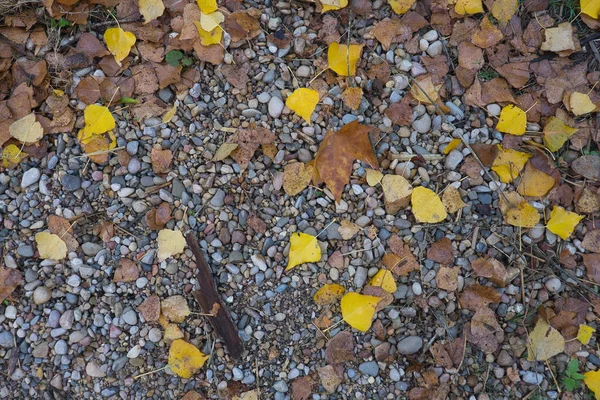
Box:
[283, 162, 314, 196]
[341, 87, 363, 110]
[228, 126, 276, 170]
[436, 266, 459, 292]
[139, 0, 165, 24]
[340, 292, 381, 332]
[410, 75, 440, 104]
[161, 295, 191, 323]
[459, 284, 501, 311]
[157, 229, 186, 261]
[338, 219, 361, 240]
[212, 143, 238, 161]
[543, 116, 578, 152]
[442, 186, 467, 213]
[314, 284, 345, 306]
[527, 317, 565, 361]
[491, 0, 518, 26]
[286, 232, 321, 270]
[411, 187, 447, 223]
[540, 22, 577, 54]
[35, 232, 67, 261]
[0, 267, 23, 303]
[9, 113, 43, 144]
[168, 339, 209, 378]
[470, 257, 517, 287]
[382, 174, 412, 214]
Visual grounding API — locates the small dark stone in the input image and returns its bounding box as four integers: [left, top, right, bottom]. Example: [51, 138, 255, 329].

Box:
[62, 174, 81, 191]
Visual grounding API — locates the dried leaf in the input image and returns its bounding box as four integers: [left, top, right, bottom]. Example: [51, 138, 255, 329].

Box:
[472, 16, 504, 48]
[517, 162, 555, 197]
[491, 0, 518, 26]
[286, 232, 321, 270]
[427, 237, 453, 265]
[283, 162, 313, 196]
[436, 266, 458, 292]
[338, 219, 361, 240]
[459, 284, 501, 311]
[366, 168, 383, 186]
[314, 284, 345, 306]
[471, 257, 516, 287]
[150, 147, 173, 174]
[162, 105, 177, 124]
[382, 174, 412, 214]
[168, 339, 209, 378]
[35, 232, 67, 261]
[340, 292, 380, 332]
[527, 318, 565, 361]
[411, 187, 447, 223]
[0, 267, 23, 303]
[139, 0, 165, 24]
[212, 143, 238, 162]
[157, 229, 186, 261]
[570, 92, 596, 116]
[9, 113, 43, 144]
[385, 96, 413, 125]
[161, 295, 191, 323]
[341, 87, 363, 110]
[572, 155, 600, 181]
[546, 206, 583, 240]
[410, 75, 440, 104]
[442, 187, 466, 213]
[1, 144, 25, 168]
[540, 22, 576, 54]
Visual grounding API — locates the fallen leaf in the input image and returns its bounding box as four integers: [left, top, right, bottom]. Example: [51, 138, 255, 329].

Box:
[382, 174, 412, 214]
[223, 9, 262, 43]
[469, 307, 502, 353]
[328, 42, 363, 76]
[496, 105, 527, 136]
[491, 145, 531, 183]
[387, 238, 420, 276]
[546, 206, 583, 240]
[0, 267, 23, 303]
[583, 229, 600, 253]
[443, 139, 462, 155]
[139, 0, 165, 24]
[491, 0, 518, 26]
[321, 0, 348, 13]
[458, 42, 484, 70]
[291, 376, 314, 400]
[577, 324, 595, 345]
[197, 0, 217, 13]
[286, 232, 321, 270]
[338, 219, 361, 240]
[472, 15, 504, 48]
[194, 21, 223, 46]
[540, 22, 576, 54]
[584, 253, 600, 283]
[572, 155, 600, 181]
[161, 295, 191, 323]
[570, 92, 596, 116]
[81, 104, 115, 136]
[442, 187, 467, 213]
[2, 144, 25, 168]
[162, 104, 177, 124]
[517, 162, 555, 197]
[388, 0, 415, 14]
[168, 339, 209, 378]
[325, 330, 355, 363]
[157, 229, 186, 261]
[199, 10, 224, 32]
[150, 147, 173, 174]
[543, 116, 578, 152]
[35, 232, 67, 261]
[527, 317, 565, 361]
[370, 269, 397, 293]
[576, 187, 600, 214]
[385, 96, 413, 125]
[317, 364, 343, 393]
[366, 168, 383, 186]
[454, 0, 484, 15]
[500, 194, 540, 228]
[459, 284, 501, 311]
[228, 126, 276, 170]
[436, 266, 459, 292]
[113, 258, 139, 282]
[411, 187, 447, 223]
[410, 75, 440, 104]
[341, 87, 363, 110]
[471, 257, 516, 287]
[104, 27, 136, 65]
[138, 295, 161, 322]
[285, 88, 319, 124]
[427, 237, 453, 264]
[314, 284, 345, 306]
[314, 121, 378, 201]
[9, 113, 43, 143]
[212, 143, 238, 161]
[283, 162, 313, 196]
[581, 0, 600, 19]
[340, 292, 380, 332]
[584, 370, 600, 400]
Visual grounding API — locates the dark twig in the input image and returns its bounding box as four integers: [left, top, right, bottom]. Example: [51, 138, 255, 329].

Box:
[185, 232, 244, 359]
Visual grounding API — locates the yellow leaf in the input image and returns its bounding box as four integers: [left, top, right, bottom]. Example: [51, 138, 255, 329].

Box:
[491, 145, 531, 183]
[491, 0, 518, 25]
[582, 0, 600, 19]
[382, 174, 413, 214]
[212, 143, 238, 161]
[200, 10, 224, 32]
[340, 292, 381, 332]
[320, 0, 348, 13]
[365, 168, 383, 186]
[503, 198, 540, 228]
[341, 87, 363, 110]
[411, 186, 447, 223]
[517, 163, 555, 197]
[527, 318, 565, 361]
[35, 232, 68, 261]
[139, 0, 165, 24]
[496, 104, 527, 136]
[570, 92, 596, 116]
[442, 186, 467, 213]
[104, 27, 136, 65]
[53, 89, 65, 96]
[161, 295, 191, 323]
[193, 21, 223, 45]
[585, 370, 600, 400]
[9, 113, 44, 143]
[197, 0, 218, 13]
[410, 75, 440, 104]
[328, 42, 363, 76]
[577, 324, 596, 345]
[1, 144, 24, 168]
[157, 229, 186, 261]
[162, 105, 177, 124]
[454, 0, 484, 15]
[546, 206, 583, 240]
[286, 88, 319, 124]
[443, 138, 462, 155]
[283, 162, 313, 196]
[388, 0, 415, 14]
[286, 232, 321, 270]
[82, 104, 116, 136]
[370, 269, 397, 293]
[168, 339, 209, 378]
[314, 284, 345, 306]
[543, 116, 578, 152]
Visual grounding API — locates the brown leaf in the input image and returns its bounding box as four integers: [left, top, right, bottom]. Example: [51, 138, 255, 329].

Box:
[370, 18, 406, 50]
[459, 284, 501, 311]
[450, 18, 478, 47]
[317, 364, 343, 394]
[138, 294, 161, 322]
[224, 9, 261, 43]
[388, 236, 420, 276]
[362, 285, 393, 312]
[0, 267, 23, 303]
[472, 15, 504, 48]
[75, 76, 101, 105]
[481, 77, 516, 104]
[97, 220, 114, 242]
[583, 253, 600, 284]
[132, 63, 159, 95]
[150, 147, 173, 174]
[468, 307, 502, 353]
[427, 237, 454, 265]
[575, 187, 600, 214]
[582, 230, 600, 253]
[572, 155, 600, 181]
[153, 63, 181, 89]
[495, 62, 530, 89]
[314, 121, 378, 201]
[291, 376, 314, 400]
[471, 257, 517, 287]
[325, 330, 355, 364]
[113, 258, 139, 283]
[430, 342, 453, 369]
[421, 55, 449, 82]
[436, 266, 459, 292]
[341, 87, 363, 111]
[229, 126, 276, 171]
[48, 215, 78, 251]
[385, 96, 413, 125]
[221, 63, 250, 90]
[470, 143, 498, 167]
[458, 42, 484, 71]
[146, 202, 172, 230]
[76, 33, 109, 58]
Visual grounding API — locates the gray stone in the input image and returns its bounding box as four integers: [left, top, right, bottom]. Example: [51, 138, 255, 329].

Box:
[354, 267, 368, 288]
[33, 286, 51, 305]
[0, 330, 14, 348]
[397, 336, 423, 355]
[158, 87, 174, 103]
[445, 150, 464, 170]
[54, 339, 68, 355]
[359, 361, 379, 377]
[521, 371, 544, 385]
[82, 242, 103, 256]
[21, 168, 41, 188]
[211, 189, 226, 208]
[62, 174, 81, 191]
[17, 245, 34, 257]
[412, 114, 431, 133]
[122, 309, 137, 325]
[268, 96, 284, 118]
[427, 40, 443, 57]
[273, 381, 288, 392]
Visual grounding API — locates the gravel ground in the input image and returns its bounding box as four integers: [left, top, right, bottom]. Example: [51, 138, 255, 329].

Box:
[0, 1, 598, 399]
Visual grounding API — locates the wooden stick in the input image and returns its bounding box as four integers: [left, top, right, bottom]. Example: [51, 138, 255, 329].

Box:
[185, 232, 244, 359]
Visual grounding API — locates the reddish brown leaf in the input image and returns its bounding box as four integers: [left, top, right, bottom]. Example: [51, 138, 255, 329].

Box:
[291, 376, 314, 400]
[113, 258, 139, 283]
[229, 126, 276, 171]
[471, 257, 517, 287]
[75, 76, 101, 105]
[582, 230, 600, 253]
[427, 237, 454, 265]
[436, 266, 459, 292]
[458, 42, 484, 71]
[459, 284, 501, 311]
[495, 62, 530, 89]
[76, 33, 109, 58]
[468, 307, 502, 353]
[0, 267, 23, 303]
[385, 96, 413, 125]
[583, 253, 600, 284]
[325, 330, 355, 364]
[150, 147, 173, 174]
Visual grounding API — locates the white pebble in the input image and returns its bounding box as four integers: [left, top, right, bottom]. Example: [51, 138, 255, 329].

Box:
[412, 282, 423, 296]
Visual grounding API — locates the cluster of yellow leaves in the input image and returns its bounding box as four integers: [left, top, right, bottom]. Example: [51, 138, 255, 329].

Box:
[194, 0, 225, 46]
[77, 104, 117, 163]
